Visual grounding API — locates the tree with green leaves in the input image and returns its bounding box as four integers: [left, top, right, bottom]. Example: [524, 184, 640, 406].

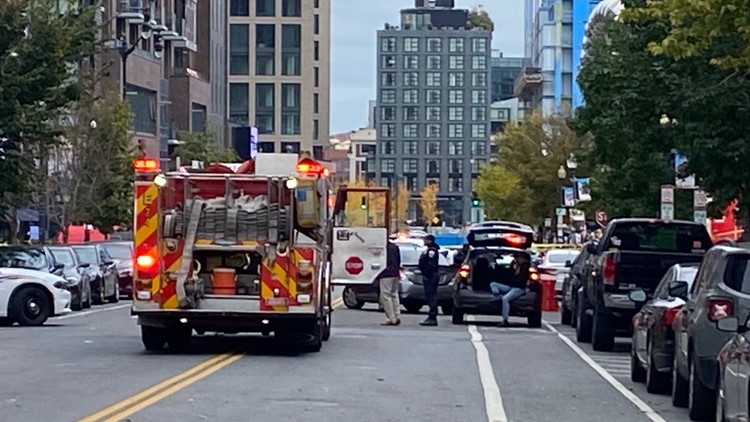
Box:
[0, 0, 100, 231]
[477, 112, 592, 225]
[467, 7, 494, 32]
[171, 131, 239, 167]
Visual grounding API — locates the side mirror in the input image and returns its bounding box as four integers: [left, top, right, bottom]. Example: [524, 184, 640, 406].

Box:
[668, 280, 689, 300]
[586, 243, 597, 254]
[564, 260, 573, 268]
[716, 317, 740, 333]
[103, 260, 115, 266]
[628, 289, 647, 303]
[54, 263, 65, 271]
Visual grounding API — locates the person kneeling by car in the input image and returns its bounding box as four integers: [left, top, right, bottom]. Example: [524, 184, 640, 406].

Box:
[489, 253, 528, 327]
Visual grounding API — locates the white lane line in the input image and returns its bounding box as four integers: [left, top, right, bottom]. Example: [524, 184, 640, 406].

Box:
[467, 318, 508, 422]
[54, 303, 130, 320]
[544, 321, 668, 422]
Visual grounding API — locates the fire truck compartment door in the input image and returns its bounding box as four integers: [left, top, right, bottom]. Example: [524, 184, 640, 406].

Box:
[331, 227, 387, 285]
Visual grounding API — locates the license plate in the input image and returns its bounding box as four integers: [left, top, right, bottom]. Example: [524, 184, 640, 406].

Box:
[556, 274, 565, 283]
[265, 298, 288, 306]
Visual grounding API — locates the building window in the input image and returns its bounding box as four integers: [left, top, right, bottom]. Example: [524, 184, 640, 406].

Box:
[313, 119, 319, 140]
[403, 37, 419, 52]
[380, 106, 396, 121]
[381, 55, 396, 69]
[426, 141, 441, 155]
[427, 178, 440, 190]
[256, 83, 274, 109]
[314, 67, 319, 87]
[403, 72, 419, 86]
[282, 0, 301, 17]
[426, 55, 441, 69]
[426, 89, 441, 104]
[449, 72, 464, 87]
[314, 41, 319, 60]
[259, 142, 275, 152]
[471, 141, 487, 155]
[281, 142, 300, 153]
[229, 83, 249, 126]
[403, 55, 419, 69]
[448, 159, 463, 173]
[448, 176, 463, 192]
[426, 124, 441, 137]
[448, 141, 463, 155]
[191, 103, 206, 132]
[402, 124, 418, 138]
[472, 56, 487, 70]
[403, 89, 419, 104]
[313, 93, 319, 113]
[402, 141, 418, 155]
[281, 113, 300, 135]
[282, 53, 300, 75]
[380, 141, 396, 155]
[448, 124, 464, 138]
[472, 106, 486, 121]
[255, 113, 274, 133]
[256, 24, 275, 75]
[402, 159, 419, 173]
[282, 24, 301, 47]
[403, 106, 419, 121]
[381, 123, 396, 138]
[448, 107, 463, 121]
[426, 72, 441, 87]
[427, 37, 442, 52]
[472, 38, 487, 53]
[472, 90, 487, 104]
[229, 24, 249, 75]
[281, 25, 301, 76]
[471, 159, 486, 173]
[449, 38, 464, 52]
[426, 159, 440, 174]
[449, 56, 464, 70]
[381, 72, 396, 87]
[380, 37, 396, 52]
[256, 0, 274, 16]
[471, 124, 487, 138]
[281, 83, 300, 109]
[472, 73, 487, 87]
[381, 159, 396, 173]
[314, 14, 320, 35]
[449, 90, 464, 104]
[230, 0, 249, 16]
[426, 107, 441, 121]
[381, 89, 396, 103]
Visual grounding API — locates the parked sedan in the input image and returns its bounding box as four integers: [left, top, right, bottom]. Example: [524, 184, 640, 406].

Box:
[71, 245, 119, 304]
[47, 246, 93, 311]
[0, 269, 72, 326]
[629, 263, 699, 394]
[96, 241, 133, 298]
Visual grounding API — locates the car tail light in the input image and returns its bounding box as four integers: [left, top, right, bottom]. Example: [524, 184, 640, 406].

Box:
[602, 253, 616, 286]
[458, 264, 470, 279]
[529, 267, 540, 282]
[707, 298, 733, 321]
[664, 307, 681, 327]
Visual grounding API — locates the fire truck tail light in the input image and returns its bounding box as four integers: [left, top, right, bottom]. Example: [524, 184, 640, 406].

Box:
[136, 254, 158, 271]
[134, 158, 159, 173]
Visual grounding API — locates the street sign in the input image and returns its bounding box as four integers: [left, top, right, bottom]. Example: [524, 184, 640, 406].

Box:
[544, 218, 552, 227]
[345, 256, 364, 275]
[595, 209, 608, 227]
[693, 189, 708, 209]
[661, 203, 674, 220]
[556, 208, 567, 216]
[694, 210, 707, 225]
[660, 185, 675, 204]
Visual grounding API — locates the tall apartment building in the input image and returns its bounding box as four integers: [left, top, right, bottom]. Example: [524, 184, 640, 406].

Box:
[491, 52, 529, 103]
[101, 0, 228, 161]
[227, 0, 331, 156]
[373, 0, 492, 226]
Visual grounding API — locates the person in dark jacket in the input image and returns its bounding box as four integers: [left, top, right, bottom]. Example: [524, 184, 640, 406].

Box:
[418, 234, 440, 326]
[489, 253, 528, 327]
[378, 240, 402, 326]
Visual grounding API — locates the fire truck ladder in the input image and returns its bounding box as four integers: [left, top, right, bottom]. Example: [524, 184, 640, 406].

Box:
[175, 199, 206, 308]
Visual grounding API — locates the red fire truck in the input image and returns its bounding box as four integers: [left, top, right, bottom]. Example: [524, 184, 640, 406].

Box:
[130, 154, 333, 353]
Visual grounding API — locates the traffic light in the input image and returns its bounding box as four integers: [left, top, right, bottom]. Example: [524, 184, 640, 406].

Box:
[471, 191, 481, 207]
[360, 196, 367, 210]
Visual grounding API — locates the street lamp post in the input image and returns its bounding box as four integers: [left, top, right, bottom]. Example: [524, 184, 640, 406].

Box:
[118, 16, 165, 100]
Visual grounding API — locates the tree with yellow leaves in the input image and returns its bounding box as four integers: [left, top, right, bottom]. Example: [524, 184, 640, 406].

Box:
[341, 180, 387, 227]
[391, 182, 410, 232]
[419, 183, 440, 227]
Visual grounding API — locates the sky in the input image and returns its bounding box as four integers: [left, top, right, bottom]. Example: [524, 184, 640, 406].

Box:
[329, 0, 525, 133]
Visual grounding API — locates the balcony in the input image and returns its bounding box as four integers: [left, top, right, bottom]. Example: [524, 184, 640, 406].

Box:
[514, 67, 543, 100]
[162, 15, 197, 52]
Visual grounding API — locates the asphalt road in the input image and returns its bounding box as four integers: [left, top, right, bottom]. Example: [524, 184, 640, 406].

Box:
[0, 301, 695, 422]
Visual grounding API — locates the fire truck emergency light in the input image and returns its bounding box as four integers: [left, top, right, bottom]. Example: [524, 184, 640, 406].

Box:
[134, 158, 159, 172]
[296, 158, 330, 176]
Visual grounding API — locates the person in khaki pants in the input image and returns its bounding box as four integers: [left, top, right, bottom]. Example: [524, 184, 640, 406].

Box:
[379, 240, 402, 326]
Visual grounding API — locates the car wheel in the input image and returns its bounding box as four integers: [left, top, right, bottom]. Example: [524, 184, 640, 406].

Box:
[630, 334, 646, 382]
[575, 293, 592, 343]
[592, 304, 615, 352]
[646, 340, 670, 394]
[570, 298, 578, 329]
[10, 287, 51, 326]
[689, 352, 716, 421]
[83, 287, 92, 309]
[403, 303, 423, 314]
[451, 307, 465, 325]
[673, 351, 689, 408]
[71, 292, 83, 311]
[141, 325, 167, 351]
[108, 284, 119, 304]
[560, 303, 572, 325]
[92, 279, 104, 305]
[342, 287, 364, 310]
[441, 302, 453, 316]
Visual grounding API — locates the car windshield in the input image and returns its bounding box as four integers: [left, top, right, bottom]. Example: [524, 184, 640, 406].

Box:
[104, 244, 132, 260]
[680, 267, 699, 288]
[73, 247, 98, 265]
[398, 244, 422, 266]
[608, 222, 712, 252]
[0, 248, 47, 270]
[50, 249, 76, 268]
[546, 250, 580, 266]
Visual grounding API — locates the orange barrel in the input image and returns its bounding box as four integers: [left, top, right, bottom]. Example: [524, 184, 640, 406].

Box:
[212, 268, 237, 295]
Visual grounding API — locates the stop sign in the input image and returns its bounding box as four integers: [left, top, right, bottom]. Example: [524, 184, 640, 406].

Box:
[345, 256, 364, 275]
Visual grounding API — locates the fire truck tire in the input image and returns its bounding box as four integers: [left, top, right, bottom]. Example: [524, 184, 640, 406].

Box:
[141, 326, 167, 351]
[167, 327, 192, 352]
[322, 312, 331, 342]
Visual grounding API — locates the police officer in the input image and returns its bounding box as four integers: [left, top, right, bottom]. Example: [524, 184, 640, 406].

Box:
[418, 234, 440, 326]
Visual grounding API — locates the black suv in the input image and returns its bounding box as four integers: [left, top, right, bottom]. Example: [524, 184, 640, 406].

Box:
[451, 225, 543, 327]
